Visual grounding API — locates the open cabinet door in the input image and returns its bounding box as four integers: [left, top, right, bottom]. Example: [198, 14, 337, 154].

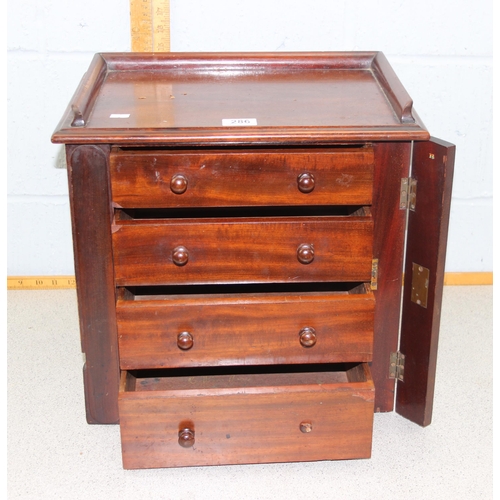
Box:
[396, 137, 455, 426]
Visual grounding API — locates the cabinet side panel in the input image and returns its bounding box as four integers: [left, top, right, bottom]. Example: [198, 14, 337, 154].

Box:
[371, 142, 410, 412]
[67, 144, 120, 424]
[396, 138, 455, 426]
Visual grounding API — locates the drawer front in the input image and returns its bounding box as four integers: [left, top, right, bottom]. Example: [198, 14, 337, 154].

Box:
[117, 286, 375, 369]
[109, 148, 374, 208]
[112, 214, 373, 286]
[119, 364, 375, 469]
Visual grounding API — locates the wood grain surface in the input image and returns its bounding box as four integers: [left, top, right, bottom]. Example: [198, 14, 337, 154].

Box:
[110, 147, 374, 208]
[66, 144, 120, 424]
[396, 138, 455, 426]
[119, 364, 375, 468]
[112, 213, 374, 285]
[370, 142, 411, 413]
[51, 52, 429, 145]
[117, 285, 375, 369]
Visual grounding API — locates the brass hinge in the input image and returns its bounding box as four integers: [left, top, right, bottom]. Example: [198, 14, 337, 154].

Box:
[389, 351, 405, 381]
[370, 258, 379, 290]
[411, 262, 430, 308]
[400, 178, 417, 211]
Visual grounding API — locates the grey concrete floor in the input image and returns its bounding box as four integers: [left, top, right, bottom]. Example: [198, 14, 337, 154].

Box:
[7, 286, 493, 499]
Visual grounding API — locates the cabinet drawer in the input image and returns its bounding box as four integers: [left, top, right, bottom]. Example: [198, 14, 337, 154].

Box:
[112, 210, 373, 286]
[119, 363, 375, 469]
[117, 284, 374, 369]
[109, 148, 374, 208]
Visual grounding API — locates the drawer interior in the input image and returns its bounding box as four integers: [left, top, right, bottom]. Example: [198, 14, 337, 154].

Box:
[121, 362, 371, 394]
[114, 205, 370, 221]
[115, 205, 370, 223]
[119, 281, 370, 300]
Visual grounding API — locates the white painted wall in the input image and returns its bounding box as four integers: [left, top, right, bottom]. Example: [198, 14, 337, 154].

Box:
[7, 0, 493, 275]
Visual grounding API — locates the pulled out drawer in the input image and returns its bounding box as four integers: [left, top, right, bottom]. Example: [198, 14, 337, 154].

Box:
[119, 363, 375, 469]
[112, 207, 373, 285]
[117, 283, 374, 369]
[109, 147, 374, 208]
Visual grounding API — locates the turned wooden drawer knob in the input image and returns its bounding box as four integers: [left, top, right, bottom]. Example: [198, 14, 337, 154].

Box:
[170, 174, 188, 194]
[300, 421, 313, 433]
[178, 428, 195, 448]
[297, 243, 314, 264]
[297, 172, 315, 193]
[299, 327, 317, 347]
[172, 246, 189, 266]
[177, 331, 193, 350]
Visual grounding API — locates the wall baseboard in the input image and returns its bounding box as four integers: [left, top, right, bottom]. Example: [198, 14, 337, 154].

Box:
[443, 272, 493, 286]
[7, 273, 493, 290]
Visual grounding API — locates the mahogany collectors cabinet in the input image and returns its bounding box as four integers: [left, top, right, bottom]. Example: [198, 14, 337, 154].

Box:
[52, 52, 455, 469]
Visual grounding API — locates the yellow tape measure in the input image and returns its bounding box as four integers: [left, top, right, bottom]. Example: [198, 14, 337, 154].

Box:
[7, 276, 76, 290]
[130, 0, 171, 52]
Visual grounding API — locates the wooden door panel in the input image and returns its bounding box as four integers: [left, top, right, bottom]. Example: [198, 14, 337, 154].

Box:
[396, 138, 455, 426]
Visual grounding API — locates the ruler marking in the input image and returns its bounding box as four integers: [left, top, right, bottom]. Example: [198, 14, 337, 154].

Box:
[130, 0, 170, 52]
[7, 276, 76, 290]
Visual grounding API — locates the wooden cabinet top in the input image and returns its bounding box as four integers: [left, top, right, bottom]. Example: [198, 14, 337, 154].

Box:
[52, 51, 430, 146]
